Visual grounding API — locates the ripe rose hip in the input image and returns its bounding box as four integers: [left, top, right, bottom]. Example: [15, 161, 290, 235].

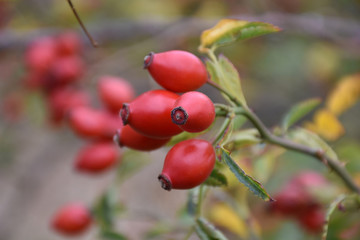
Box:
[52, 203, 91, 235]
[114, 125, 170, 151]
[47, 87, 90, 124]
[75, 141, 119, 173]
[97, 75, 135, 113]
[50, 55, 84, 85]
[56, 32, 82, 56]
[25, 37, 58, 74]
[120, 89, 183, 139]
[144, 50, 208, 93]
[158, 139, 215, 190]
[171, 91, 215, 132]
[67, 106, 108, 139]
[298, 205, 325, 233]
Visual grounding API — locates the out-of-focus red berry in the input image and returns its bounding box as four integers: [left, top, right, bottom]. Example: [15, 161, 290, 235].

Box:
[298, 205, 325, 233]
[52, 203, 92, 235]
[47, 87, 90, 124]
[98, 75, 135, 114]
[50, 56, 84, 85]
[56, 32, 82, 56]
[25, 37, 58, 74]
[75, 141, 120, 173]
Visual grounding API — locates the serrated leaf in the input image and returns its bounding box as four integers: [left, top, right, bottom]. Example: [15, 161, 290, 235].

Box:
[282, 98, 321, 131]
[199, 19, 281, 52]
[100, 229, 127, 240]
[167, 130, 206, 146]
[289, 127, 339, 162]
[221, 148, 273, 201]
[204, 168, 228, 187]
[195, 217, 229, 240]
[206, 56, 247, 106]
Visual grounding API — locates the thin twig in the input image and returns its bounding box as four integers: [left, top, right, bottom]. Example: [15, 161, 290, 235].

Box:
[66, 0, 98, 47]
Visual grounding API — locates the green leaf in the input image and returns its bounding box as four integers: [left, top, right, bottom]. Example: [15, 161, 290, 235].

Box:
[221, 148, 273, 201]
[93, 191, 116, 229]
[289, 127, 339, 162]
[322, 194, 347, 240]
[224, 128, 261, 150]
[195, 217, 229, 240]
[167, 130, 206, 146]
[206, 56, 247, 107]
[204, 168, 228, 187]
[282, 98, 321, 131]
[100, 229, 127, 240]
[199, 19, 281, 52]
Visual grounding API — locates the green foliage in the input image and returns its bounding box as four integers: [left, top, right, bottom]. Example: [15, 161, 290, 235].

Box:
[195, 217, 228, 240]
[221, 148, 273, 201]
[204, 168, 228, 187]
[282, 98, 321, 132]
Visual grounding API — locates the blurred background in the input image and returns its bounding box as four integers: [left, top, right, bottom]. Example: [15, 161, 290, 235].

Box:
[0, 0, 360, 239]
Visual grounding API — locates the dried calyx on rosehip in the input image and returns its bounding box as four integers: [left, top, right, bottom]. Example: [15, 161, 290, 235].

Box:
[143, 50, 208, 93]
[158, 139, 215, 191]
[171, 91, 215, 133]
[120, 89, 183, 139]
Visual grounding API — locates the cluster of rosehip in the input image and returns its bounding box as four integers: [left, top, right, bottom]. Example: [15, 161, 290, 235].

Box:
[24, 32, 88, 124]
[51, 50, 218, 236]
[269, 171, 327, 233]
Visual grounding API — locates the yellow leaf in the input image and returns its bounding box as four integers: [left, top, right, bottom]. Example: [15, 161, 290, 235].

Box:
[199, 19, 280, 52]
[209, 203, 248, 238]
[326, 74, 360, 116]
[200, 19, 248, 49]
[304, 109, 345, 141]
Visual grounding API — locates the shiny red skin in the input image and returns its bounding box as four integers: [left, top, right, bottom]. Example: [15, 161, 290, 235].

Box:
[171, 91, 215, 132]
[98, 76, 135, 113]
[114, 125, 170, 151]
[25, 37, 58, 74]
[144, 50, 208, 93]
[158, 139, 215, 190]
[120, 89, 183, 139]
[67, 106, 108, 139]
[56, 32, 82, 56]
[52, 203, 92, 235]
[75, 141, 119, 173]
[298, 205, 325, 233]
[50, 55, 84, 85]
[47, 87, 90, 124]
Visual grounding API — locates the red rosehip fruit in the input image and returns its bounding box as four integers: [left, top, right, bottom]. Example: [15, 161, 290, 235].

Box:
[144, 50, 208, 93]
[56, 32, 82, 56]
[47, 87, 90, 124]
[120, 89, 183, 139]
[158, 139, 215, 190]
[67, 106, 107, 139]
[97, 76, 135, 113]
[52, 203, 91, 235]
[25, 37, 58, 74]
[298, 205, 325, 233]
[50, 55, 84, 85]
[75, 141, 119, 173]
[114, 125, 170, 151]
[171, 91, 215, 132]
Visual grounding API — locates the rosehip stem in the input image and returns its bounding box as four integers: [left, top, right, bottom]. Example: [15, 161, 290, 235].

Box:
[242, 107, 360, 194]
[209, 81, 360, 193]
